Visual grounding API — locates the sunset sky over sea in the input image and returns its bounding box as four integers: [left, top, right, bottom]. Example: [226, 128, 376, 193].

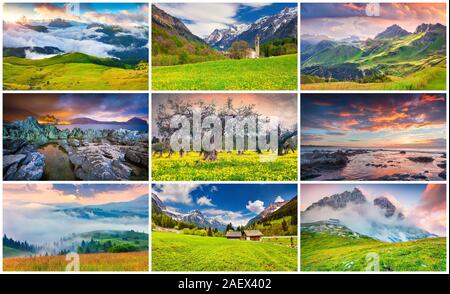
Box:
[301, 93, 446, 150]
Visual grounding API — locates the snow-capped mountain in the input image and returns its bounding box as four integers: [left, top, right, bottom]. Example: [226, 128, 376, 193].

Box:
[302, 188, 436, 242]
[151, 193, 226, 230]
[247, 199, 287, 226]
[205, 24, 251, 49]
[205, 6, 297, 49]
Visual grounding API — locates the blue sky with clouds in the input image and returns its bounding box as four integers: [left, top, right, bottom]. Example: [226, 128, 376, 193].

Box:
[155, 2, 297, 37]
[152, 184, 297, 226]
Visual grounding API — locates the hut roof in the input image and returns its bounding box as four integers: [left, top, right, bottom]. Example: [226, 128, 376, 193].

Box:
[243, 230, 263, 237]
[225, 231, 242, 237]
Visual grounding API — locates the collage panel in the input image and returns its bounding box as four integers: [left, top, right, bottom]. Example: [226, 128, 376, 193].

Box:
[300, 2, 447, 90]
[3, 183, 149, 272]
[3, 2, 149, 90]
[152, 2, 298, 90]
[300, 93, 447, 181]
[300, 183, 447, 272]
[3, 93, 149, 181]
[152, 93, 298, 181]
[151, 183, 298, 271]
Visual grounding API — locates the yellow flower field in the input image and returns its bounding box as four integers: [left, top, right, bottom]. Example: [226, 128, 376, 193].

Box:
[152, 151, 298, 181]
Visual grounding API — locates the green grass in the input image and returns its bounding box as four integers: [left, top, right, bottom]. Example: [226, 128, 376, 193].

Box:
[152, 151, 297, 181]
[301, 62, 446, 90]
[3, 53, 148, 90]
[251, 216, 297, 236]
[301, 231, 447, 272]
[261, 237, 297, 247]
[152, 231, 298, 271]
[3, 246, 31, 258]
[152, 54, 298, 90]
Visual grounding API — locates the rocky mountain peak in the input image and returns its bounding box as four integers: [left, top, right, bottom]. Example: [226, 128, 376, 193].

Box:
[415, 23, 445, 33]
[373, 196, 396, 217]
[152, 4, 205, 44]
[151, 192, 166, 211]
[189, 209, 202, 215]
[306, 188, 367, 211]
[373, 196, 406, 220]
[375, 24, 410, 39]
[205, 6, 297, 49]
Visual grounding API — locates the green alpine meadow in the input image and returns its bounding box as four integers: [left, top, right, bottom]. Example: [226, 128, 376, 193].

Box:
[301, 223, 446, 272]
[300, 3, 446, 90]
[3, 3, 149, 90]
[301, 184, 447, 272]
[151, 3, 298, 90]
[152, 184, 298, 272]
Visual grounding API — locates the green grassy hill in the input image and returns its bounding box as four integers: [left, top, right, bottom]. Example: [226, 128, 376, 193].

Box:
[301, 24, 446, 90]
[301, 224, 446, 272]
[3, 53, 148, 90]
[152, 4, 223, 66]
[152, 54, 298, 90]
[301, 60, 446, 90]
[77, 231, 149, 254]
[3, 246, 32, 258]
[152, 231, 297, 271]
[248, 196, 298, 236]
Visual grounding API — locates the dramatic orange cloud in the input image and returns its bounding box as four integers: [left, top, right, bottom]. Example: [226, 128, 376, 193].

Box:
[420, 94, 446, 103]
[369, 111, 408, 123]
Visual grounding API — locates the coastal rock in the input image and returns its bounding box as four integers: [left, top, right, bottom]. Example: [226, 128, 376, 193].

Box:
[376, 173, 427, 180]
[365, 163, 388, 168]
[124, 144, 149, 167]
[69, 143, 132, 180]
[301, 151, 348, 180]
[69, 139, 80, 147]
[407, 156, 434, 163]
[437, 162, 446, 169]
[109, 128, 147, 145]
[3, 138, 45, 180]
[3, 118, 148, 181]
[3, 154, 26, 169]
[13, 152, 45, 180]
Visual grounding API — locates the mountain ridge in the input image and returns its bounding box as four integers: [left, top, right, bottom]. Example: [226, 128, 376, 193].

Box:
[302, 188, 436, 242]
[206, 6, 297, 49]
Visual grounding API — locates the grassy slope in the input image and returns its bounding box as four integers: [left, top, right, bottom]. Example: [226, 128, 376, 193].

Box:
[301, 32, 446, 90]
[3, 251, 148, 272]
[251, 216, 297, 236]
[3, 53, 148, 90]
[152, 151, 297, 181]
[3, 246, 31, 258]
[301, 231, 446, 271]
[152, 22, 223, 66]
[301, 60, 446, 90]
[152, 54, 298, 90]
[152, 232, 297, 271]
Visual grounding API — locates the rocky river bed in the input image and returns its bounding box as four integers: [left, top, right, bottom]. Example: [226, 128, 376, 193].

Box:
[3, 117, 148, 181]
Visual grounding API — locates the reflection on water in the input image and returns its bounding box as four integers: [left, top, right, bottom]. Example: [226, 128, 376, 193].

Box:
[56, 124, 148, 132]
[303, 148, 446, 180]
[39, 144, 77, 181]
